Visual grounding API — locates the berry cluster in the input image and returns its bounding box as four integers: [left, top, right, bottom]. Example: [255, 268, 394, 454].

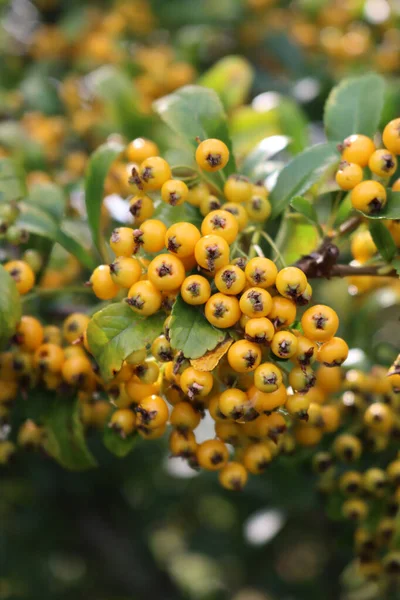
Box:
[311, 365, 400, 581]
[336, 123, 400, 217]
[82, 136, 353, 490]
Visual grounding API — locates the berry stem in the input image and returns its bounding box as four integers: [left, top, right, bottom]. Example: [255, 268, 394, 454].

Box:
[260, 231, 287, 268]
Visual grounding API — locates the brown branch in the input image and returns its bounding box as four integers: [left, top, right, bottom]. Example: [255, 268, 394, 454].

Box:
[330, 264, 397, 278]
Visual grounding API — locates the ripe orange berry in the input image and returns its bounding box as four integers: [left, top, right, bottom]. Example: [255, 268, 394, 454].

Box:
[318, 337, 349, 367]
[110, 227, 135, 257]
[301, 304, 339, 342]
[218, 388, 253, 420]
[161, 179, 188, 206]
[139, 156, 171, 190]
[15, 316, 44, 352]
[63, 313, 90, 344]
[268, 296, 297, 328]
[147, 254, 185, 291]
[224, 174, 253, 203]
[351, 180, 387, 215]
[126, 137, 159, 163]
[227, 340, 262, 373]
[129, 194, 154, 224]
[90, 265, 119, 300]
[243, 442, 272, 474]
[341, 134, 375, 167]
[219, 462, 248, 490]
[134, 219, 167, 254]
[244, 317, 275, 344]
[335, 161, 363, 190]
[110, 409, 136, 436]
[271, 330, 298, 359]
[369, 149, 397, 177]
[195, 138, 229, 172]
[205, 293, 241, 328]
[215, 264, 246, 295]
[181, 274, 211, 305]
[239, 287, 272, 318]
[382, 118, 400, 155]
[196, 439, 229, 470]
[245, 257, 278, 289]
[254, 362, 283, 393]
[201, 209, 239, 244]
[165, 222, 201, 257]
[110, 256, 142, 288]
[137, 394, 169, 429]
[4, 260, 35, 294]
[276, 266, 307, 299]
[248, 384, 287, 413]
[194, 234, 230, 272]
[126, 280, 162, 315]
[245, 194, 271, 222]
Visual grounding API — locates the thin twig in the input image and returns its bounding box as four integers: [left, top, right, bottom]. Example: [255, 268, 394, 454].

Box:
[260, 231, 287, 268]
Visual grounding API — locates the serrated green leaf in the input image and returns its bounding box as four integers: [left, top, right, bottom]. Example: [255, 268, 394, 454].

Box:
[169, 295, 226, 360]
[290, 196, 323, 236]
[0, 265, 22, 350]
[199, 55, 254, 111]
[103, 423, 137, 457]
[17, 202, 96, 270]
[269, 142, 339, 218]
[87, 302, 165, 381]
[43, 399, 97, 471]
[324, 73, 385, 141]
[357, 190, 400, 220]
[84, 140, 124, 258]
[369, 221, 397, 263]
[0, 157, 26, 203]
[153, 85, 236, 183]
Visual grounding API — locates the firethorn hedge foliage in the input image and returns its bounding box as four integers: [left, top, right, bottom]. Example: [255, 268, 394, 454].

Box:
[1, 1, 400, 597]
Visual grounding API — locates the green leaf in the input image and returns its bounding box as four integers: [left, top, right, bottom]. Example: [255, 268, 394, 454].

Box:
[392, 257, 400, 276]
[199, 56, 254, 111]
[17, 202, 96, 270]
[153, 85, 236, 181]
[43, 399, 97, 471]
[324, 73, 386, 142]
[154, 199, 202, 229]
[369, 221, 397, 263]
[357, 190, 400, 220]
[277, 99, 309, 154]
[269, 142, 339, 218]
[169, 295, 226, 360]
[87, 302, 165, 381]
[0, 157, 26, 203]
[241, 135, 289, 180]
[25, 182, 66, 221]
[103, 423, 137, 458]
[0, 265, 22, 350]
[290, 196, 323, 236]
[84, 140, 124, 257]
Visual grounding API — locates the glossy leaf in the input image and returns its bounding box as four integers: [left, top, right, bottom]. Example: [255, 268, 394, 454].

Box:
[269, 142, 339, 218]
[0, 265, 22, 350]
[334, 193, 352, 227]
[277, 99, 309, 154]
[153, 85, 236, 178]
[290, 196, 323, 236]
[103, 424, 137, 458]
[199, 56, 254, 110]
[43, 399, 97, 471]
[369, 221, 397, 263]
[169, 295, 226, 360]
[324, 73, 385, 142]
[0, 157, 26, 203]
[154, 199, 202, 229]
[84, 139, 124, 257]
[87, 302, 165, 381]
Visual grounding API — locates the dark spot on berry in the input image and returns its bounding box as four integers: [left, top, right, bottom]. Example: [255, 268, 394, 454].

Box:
[187, 281, 200, 297]
[210, 214, 226, 230]
[157, 262, 173, 278]
[221, 269, 236, 289]
[129, 198, 142, 217]
[210, 451, 224, 465]
[141, 166, 153, 182]
[313, 313, 328, 330]
[213, 301, 227, 318]
[247, 290, 263, 312]
[126, 294, 144, 309]
[206, 153, 222, 168]
[368, 197, 384, 214]
[167, 235, 181, 253]
[382, 153, 395, 171]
